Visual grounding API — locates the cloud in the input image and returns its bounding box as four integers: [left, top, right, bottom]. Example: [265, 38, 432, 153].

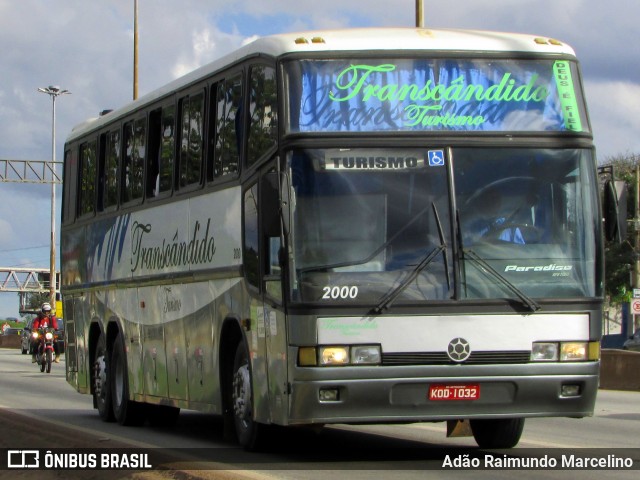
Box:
[586, 79, 640, 161]
[170, 28, 243, 80]
[0, 218, 16, 247]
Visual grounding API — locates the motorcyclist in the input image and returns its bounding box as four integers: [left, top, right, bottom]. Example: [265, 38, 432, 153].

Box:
[31, 303, 60, 363]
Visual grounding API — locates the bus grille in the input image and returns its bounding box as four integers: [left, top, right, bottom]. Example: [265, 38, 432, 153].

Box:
[382, 350, 531, 365]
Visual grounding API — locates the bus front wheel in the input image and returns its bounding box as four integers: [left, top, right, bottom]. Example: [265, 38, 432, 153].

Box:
[111, 332, 145, 426]
[230, 340, 263, 450]
[470, 418, 525, 448]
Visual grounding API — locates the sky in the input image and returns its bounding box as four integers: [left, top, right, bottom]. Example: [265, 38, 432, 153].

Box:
[1, 0, 639, 318]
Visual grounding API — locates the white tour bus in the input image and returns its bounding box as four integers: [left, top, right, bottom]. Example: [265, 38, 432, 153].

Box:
[61, 28, 605, 449]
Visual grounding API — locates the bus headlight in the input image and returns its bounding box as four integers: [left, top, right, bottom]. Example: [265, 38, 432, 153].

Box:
[532, 341, 598, 362]
[320, 347, 349, 365]
[351, 345, 381, 365]
[560, 342, 587, 361]
[531, 342, 558, 361]
[298, 345, 382, 366]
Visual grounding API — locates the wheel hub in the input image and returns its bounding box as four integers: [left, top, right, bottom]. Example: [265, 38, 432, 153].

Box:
[232, 364, 251, 422]
[94, 355, 107, 398]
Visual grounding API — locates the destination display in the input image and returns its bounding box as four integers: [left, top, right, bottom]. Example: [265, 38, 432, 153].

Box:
[285, 58, 588, 133]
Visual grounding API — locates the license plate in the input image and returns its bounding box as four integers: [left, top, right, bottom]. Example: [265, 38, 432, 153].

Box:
[429, 384, 480, 401]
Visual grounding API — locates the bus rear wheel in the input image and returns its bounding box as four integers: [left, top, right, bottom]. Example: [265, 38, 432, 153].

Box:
[470, 418, 525, 449]
[93, 334, 114, 421]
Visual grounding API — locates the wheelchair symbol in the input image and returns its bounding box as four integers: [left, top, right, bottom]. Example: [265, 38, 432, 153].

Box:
[428, 150, 445, 166]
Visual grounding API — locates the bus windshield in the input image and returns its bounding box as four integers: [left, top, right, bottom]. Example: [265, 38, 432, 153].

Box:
[284, 57, 589, 133]
[287, 147, 600, 306]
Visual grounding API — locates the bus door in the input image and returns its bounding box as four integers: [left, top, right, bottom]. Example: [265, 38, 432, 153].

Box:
[244, 169, 288, 425]
[261, 170, 288, 425]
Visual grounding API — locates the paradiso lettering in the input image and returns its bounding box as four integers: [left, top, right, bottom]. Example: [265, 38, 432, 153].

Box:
[131, 219, 217, 273]
[294, 59, 583, 132]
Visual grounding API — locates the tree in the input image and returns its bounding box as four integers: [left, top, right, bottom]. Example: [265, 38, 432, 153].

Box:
[25, 292, 50, 311]
[600, 153, 640, 304]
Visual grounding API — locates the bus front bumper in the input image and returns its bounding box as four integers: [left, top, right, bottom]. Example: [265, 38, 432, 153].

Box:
[285, 363, 599, 425]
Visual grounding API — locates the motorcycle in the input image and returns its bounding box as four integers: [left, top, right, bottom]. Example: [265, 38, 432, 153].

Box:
[33, 327, 56, 373]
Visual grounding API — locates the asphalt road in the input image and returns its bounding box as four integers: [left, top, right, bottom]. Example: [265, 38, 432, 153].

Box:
[1, 347, 639, 480]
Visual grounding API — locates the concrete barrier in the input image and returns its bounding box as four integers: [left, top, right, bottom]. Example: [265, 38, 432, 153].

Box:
[0, 334, 22, 349]
[600, 349, 640, 391]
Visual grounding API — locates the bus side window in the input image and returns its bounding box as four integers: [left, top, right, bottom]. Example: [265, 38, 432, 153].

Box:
[62, 148, 75, 224]
[78, 139, 97, 217]
[178, 90, 205, 189]
[160, 106, 175, 193]
[147, 108, 161, 198]
[147, 105, 175, 198]
[247, 65, 277, 167]
[104, 130, 120, 209]
[243, 183, 260, 288]
[261, 171, 282, 279]
[122, 118, 146, 204]
[210, 73, 243, 181]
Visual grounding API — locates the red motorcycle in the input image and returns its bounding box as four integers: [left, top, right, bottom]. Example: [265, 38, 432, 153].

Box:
[33, 327, 55, 373]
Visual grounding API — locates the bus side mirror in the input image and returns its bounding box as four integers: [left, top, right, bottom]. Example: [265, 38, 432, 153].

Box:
[603, 179, 621, 243]
[261, 172, 281, 238]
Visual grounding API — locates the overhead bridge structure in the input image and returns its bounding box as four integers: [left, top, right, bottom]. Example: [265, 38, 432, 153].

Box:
[0, 159, 62, 314]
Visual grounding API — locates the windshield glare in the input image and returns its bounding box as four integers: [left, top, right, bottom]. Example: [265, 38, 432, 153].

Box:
[287, 148, 599, 306]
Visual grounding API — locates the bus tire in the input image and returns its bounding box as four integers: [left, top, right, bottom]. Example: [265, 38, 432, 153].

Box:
[231, 340, 263, 450]
[111, 332, 145, 426]
[470, 417, 525, 449]
[94, 334, 114, 422]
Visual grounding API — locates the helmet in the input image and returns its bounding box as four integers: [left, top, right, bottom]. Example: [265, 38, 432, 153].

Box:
[41, 303, 52, 313]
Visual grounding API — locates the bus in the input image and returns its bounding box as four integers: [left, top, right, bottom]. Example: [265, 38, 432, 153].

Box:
[61, 28, 606, 450]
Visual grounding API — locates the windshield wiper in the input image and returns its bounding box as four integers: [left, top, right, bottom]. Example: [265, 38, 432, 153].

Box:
[455, 209, 540, 312]
[462, 248, 541, 312]
[371, 203, 449, 315]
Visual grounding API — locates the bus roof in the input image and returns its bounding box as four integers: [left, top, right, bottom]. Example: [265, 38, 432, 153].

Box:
[67, 27, 577, 141]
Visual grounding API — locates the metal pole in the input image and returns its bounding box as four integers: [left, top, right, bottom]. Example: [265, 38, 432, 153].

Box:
[38, 86, 70, 311]
[634, 165, 640, 333]
[416, 0, 424, 28]
[50, 95, 56, 308]
[134, 0, 139, 100]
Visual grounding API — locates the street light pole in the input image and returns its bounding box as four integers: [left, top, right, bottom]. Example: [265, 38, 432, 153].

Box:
[416, 0, 425, 28]
[134, 0, 139, 100]
[37, 85, 70, 310]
